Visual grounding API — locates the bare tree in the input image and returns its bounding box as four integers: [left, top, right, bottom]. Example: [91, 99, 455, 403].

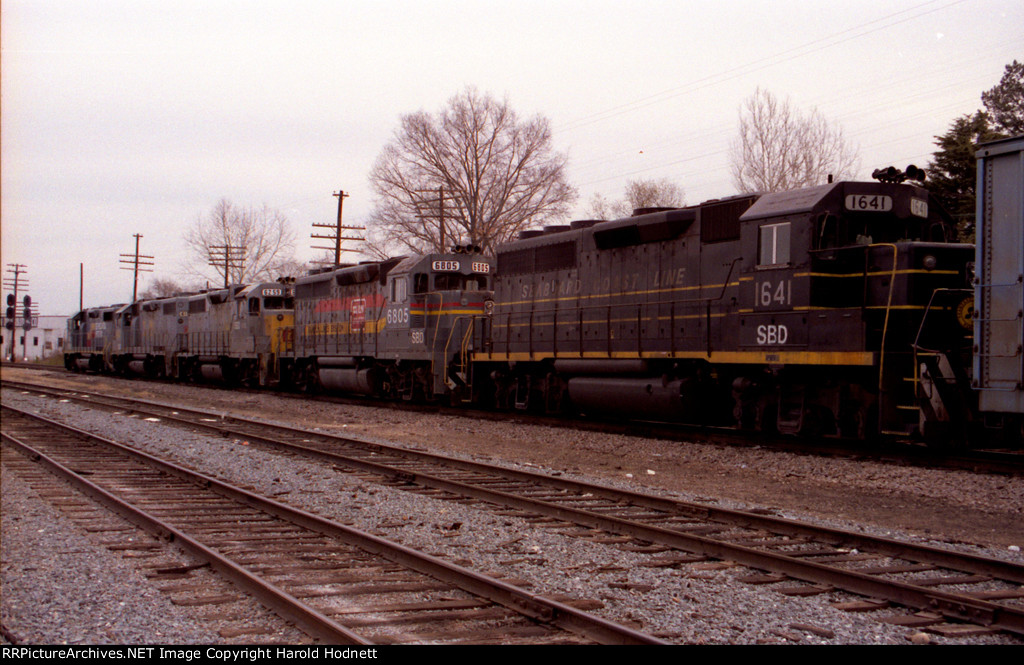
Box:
[584, 192, 629, 220]
[138, 277, 189, 300]
[185, 200, 297, 286]
[367, 87, 577, 255]
[585, 178, 686, 219]
[624, 178, 686, 210]
[729, 88, 859, 193]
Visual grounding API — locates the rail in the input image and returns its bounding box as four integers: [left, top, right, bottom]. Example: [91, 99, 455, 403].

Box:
[2, 404, 666, 645]
[9, 386, 1023, 638]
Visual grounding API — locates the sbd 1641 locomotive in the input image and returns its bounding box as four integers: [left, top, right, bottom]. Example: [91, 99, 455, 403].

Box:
[66, 138, 1024, 446]
[476, 175, 975, 441]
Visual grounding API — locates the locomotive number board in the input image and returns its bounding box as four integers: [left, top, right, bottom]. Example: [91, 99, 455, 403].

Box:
[844, 194, 928, 218]
[844, 194, 892, 212]
[431, 260, 491, 273]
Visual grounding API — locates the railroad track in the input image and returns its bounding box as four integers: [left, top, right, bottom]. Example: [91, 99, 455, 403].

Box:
[5, 379, 1024, 640]
[0, 404, 665, 645]
[5, 364, 1021, 474]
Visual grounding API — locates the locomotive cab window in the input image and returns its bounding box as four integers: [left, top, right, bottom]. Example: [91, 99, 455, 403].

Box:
[466, 276, 488, 291]
[391, 277, 408, 303]
[414, 273, 429, 294]
[263, 296, 292, 310]
[249, 298, 260, 315]
[758, 222, 791, 267]
[433, 274, 489, 292]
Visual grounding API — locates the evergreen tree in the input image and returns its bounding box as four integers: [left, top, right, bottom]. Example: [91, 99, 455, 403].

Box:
[981, 60, 1024, 135]
[926, 111, 1003, 241]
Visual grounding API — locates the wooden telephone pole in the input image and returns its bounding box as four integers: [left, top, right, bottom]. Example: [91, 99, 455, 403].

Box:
[312, 190, 366, 266]
[119, 233, 154, 301]
[414, 186, 462, 252]
[208, 245, 245, 287]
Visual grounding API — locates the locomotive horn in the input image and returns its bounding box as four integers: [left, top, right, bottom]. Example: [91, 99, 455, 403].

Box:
[905, 165, 926, 182]
[872, 166, 904, 183]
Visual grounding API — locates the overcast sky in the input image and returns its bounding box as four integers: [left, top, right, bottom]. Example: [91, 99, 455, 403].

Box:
[2, 0, 1021, 315]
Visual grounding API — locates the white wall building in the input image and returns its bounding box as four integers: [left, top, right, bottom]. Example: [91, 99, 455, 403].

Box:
[1, 315, 68, 362]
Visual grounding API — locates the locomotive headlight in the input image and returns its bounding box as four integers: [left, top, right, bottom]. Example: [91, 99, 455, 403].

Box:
[922, 254, 937, 271]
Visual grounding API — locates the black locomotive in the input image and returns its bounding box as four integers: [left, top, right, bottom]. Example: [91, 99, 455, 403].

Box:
[474, 176, 975, 440]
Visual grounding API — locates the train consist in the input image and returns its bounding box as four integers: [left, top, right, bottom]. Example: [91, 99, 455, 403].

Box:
[66, 250, 494, 399]
[65, 138, 1024, 446]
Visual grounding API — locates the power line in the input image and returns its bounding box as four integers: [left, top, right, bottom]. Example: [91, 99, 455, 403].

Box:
[558, 0, 969, 134]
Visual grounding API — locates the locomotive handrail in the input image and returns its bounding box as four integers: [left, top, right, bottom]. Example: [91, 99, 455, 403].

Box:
[911, 288, 975, 413]
[178, 331, 231, 356]
[440, 314, 482, 396]
[911, 288, 973, 354]
[120, 333, 175, 354]
[872, 244, 899, 429]
[490, 269, 745, 359]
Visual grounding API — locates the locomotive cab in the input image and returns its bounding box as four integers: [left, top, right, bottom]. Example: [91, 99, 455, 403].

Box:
[381, 251, 493, 401]
[736, 180, 973, 438]
[65, 305, 122, 372]
[234, 282, 295, 386]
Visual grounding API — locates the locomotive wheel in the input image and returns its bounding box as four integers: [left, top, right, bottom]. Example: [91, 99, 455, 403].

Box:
[302, 365, 321, 394]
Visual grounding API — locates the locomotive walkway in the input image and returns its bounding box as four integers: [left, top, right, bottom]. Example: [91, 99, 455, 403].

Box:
[5, 378, 1024, 640]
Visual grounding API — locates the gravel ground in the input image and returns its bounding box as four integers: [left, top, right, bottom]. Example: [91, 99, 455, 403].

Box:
[2, 370, 1023, 645]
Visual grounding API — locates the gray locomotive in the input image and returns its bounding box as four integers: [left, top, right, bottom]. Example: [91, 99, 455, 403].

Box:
[66, 281, 295, 386]
[289, 250, 493, 402]
[66, 250, 494, 404]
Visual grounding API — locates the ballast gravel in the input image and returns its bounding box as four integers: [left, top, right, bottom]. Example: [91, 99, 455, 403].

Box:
[2, 374, 1023, 646]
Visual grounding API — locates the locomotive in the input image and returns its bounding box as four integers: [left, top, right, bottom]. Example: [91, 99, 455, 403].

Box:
[64, 140, 1024, 446]
[67, 281, 294, 385]
[475, 176, 974, 440]
[287, 250, 492, 402]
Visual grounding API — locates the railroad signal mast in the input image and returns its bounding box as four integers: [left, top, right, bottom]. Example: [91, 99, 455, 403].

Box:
[119, 233, 154, 301]
[311, 189, 366, 267]
[4, 263, 36, 362]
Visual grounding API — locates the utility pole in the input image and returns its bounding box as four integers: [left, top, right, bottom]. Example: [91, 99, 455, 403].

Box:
[208, 245, 246, 288]
[119, 233, 154, 301]
[311, 189, 365, 266]
[414, 186, 462, 253]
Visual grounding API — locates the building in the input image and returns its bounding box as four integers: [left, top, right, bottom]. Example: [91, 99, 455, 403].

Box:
[1, 315, 68, 362]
